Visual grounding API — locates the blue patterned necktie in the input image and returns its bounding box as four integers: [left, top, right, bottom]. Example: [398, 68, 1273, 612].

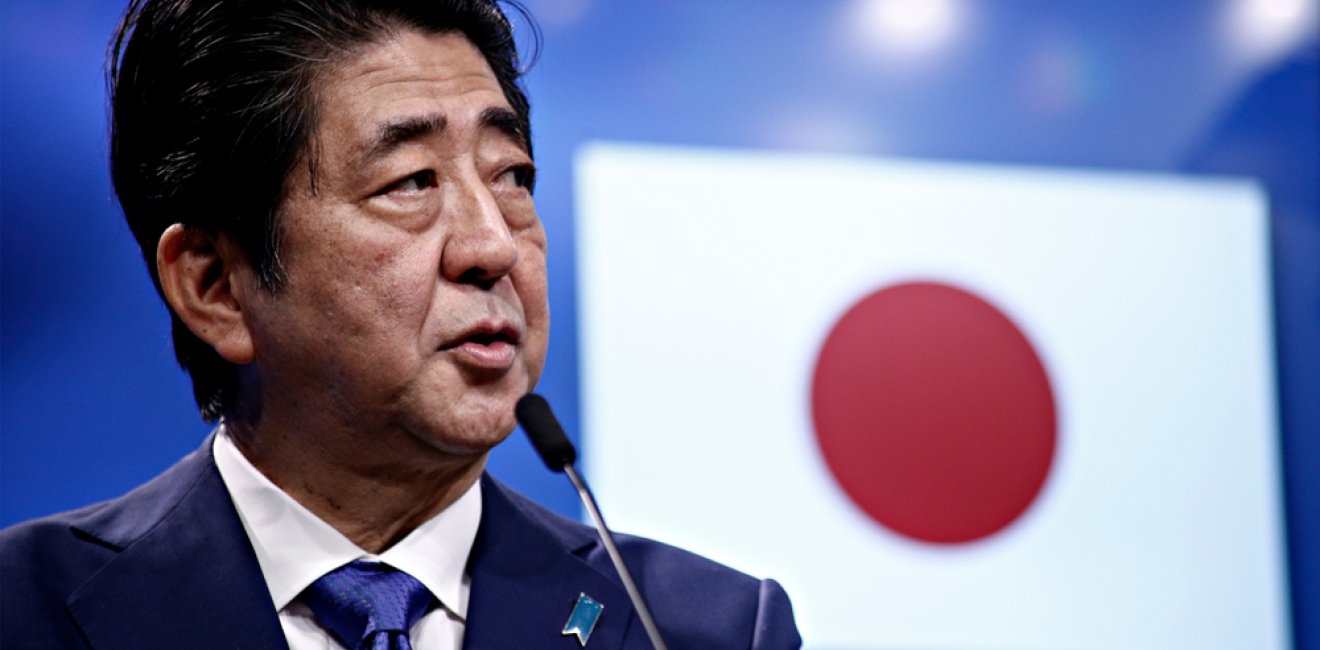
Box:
[303, 560, 434, 650]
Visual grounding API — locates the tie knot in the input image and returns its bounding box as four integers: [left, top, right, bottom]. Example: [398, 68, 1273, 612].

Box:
[304, 561, 433, 650]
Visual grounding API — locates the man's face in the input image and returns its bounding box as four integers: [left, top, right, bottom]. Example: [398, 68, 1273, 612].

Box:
[236, 30, 548, 456]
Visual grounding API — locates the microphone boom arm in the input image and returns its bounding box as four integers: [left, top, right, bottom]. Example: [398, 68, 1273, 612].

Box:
[563, 463, 670, 650]
[515, 393, 670, 650]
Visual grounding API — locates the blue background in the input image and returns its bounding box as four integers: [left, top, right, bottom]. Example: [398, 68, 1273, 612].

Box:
[2, 0, 1316, 645]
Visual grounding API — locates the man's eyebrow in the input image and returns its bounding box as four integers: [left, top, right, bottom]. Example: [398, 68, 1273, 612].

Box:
[480, 106, 529, 154]
[359, 114, 449, 165]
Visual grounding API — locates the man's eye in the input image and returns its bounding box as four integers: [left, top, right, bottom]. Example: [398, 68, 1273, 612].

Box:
[384, 170, 437, 194]
[497, 165, 536, 192]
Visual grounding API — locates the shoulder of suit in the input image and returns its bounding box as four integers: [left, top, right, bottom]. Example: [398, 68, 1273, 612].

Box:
[1, 436, 215, 558]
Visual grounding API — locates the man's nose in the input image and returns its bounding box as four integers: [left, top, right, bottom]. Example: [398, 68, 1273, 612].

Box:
[441, 173, 518, 286]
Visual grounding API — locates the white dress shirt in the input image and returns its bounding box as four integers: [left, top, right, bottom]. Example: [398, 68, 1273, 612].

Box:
[213, 429, 480, 650]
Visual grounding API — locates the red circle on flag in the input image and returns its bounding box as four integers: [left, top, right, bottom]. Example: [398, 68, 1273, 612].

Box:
[811, 281, 1057, 544]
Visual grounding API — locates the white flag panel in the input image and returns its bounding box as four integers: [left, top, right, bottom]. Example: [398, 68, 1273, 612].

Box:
[575, 143, 1287, 650]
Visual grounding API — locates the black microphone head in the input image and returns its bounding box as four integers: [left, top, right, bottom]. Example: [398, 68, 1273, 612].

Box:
[515, 393, 577, 472]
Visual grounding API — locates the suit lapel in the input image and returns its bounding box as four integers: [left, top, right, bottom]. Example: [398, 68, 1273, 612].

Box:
[463, 477, 637, 650]
[65, 438, 288, 650]
[60, 444, 640, 649]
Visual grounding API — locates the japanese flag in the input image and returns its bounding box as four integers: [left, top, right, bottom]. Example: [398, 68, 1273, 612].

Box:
[574, 143, 1288, 650]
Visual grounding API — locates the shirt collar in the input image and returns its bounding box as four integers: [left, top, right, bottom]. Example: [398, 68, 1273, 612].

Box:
[212, 428, 481, 619]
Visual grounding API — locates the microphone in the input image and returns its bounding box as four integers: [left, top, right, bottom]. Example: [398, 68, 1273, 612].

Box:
[515, 394, 670, 650]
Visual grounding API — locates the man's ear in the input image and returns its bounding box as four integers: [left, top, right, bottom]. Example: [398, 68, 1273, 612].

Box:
[157, 224, 256, 365]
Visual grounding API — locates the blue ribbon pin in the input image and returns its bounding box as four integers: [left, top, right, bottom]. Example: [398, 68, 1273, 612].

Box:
[562, 592, 604, 647]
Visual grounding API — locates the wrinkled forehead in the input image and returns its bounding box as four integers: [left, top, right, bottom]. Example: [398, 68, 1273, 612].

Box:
[299, 29, 523, 185]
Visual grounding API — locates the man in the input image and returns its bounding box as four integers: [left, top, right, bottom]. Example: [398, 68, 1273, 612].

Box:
[0, 1, 801, 648]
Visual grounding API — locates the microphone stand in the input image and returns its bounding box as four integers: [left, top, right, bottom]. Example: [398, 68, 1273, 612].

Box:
[516, 394, 671, 650]
[563, 463, 670, 650]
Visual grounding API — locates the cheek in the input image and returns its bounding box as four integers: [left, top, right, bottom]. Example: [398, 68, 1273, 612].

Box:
[516, 238, 549, 322]
[515, 246, 551, 374]
[366, 251, 437, 314]
[288, 230, 440, 339]
[363, 258, 443, 346]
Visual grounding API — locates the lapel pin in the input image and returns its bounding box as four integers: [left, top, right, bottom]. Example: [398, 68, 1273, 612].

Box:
[562, 592, 604, 647]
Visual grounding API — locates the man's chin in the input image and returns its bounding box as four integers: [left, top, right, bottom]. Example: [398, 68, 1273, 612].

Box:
[406, 363, 534, 454]
[407, 404, 519, 459]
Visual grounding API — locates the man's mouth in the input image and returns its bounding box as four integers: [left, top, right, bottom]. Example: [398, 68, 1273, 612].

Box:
[463, 329, 515, 346]
[443, 322, 521, 370]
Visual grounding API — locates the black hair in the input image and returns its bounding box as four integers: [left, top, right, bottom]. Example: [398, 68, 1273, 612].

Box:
[108, 0, 537, 421]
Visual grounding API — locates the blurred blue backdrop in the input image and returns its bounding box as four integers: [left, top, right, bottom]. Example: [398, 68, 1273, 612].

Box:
[2, 0, 1316, 646]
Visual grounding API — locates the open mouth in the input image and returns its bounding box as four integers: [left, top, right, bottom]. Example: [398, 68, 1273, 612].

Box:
[463, 329, 514, 346]
[441, 321, 522, 350]
[444, 322, 521, 370]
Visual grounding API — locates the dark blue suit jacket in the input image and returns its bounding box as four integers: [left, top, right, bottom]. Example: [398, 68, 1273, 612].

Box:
[1, 439, 801, 649]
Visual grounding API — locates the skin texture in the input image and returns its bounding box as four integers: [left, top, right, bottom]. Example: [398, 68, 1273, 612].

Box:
[156, 30, 549, 552]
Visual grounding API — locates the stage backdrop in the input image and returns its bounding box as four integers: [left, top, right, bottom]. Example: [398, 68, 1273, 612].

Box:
[3, 1, 1316, 648]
